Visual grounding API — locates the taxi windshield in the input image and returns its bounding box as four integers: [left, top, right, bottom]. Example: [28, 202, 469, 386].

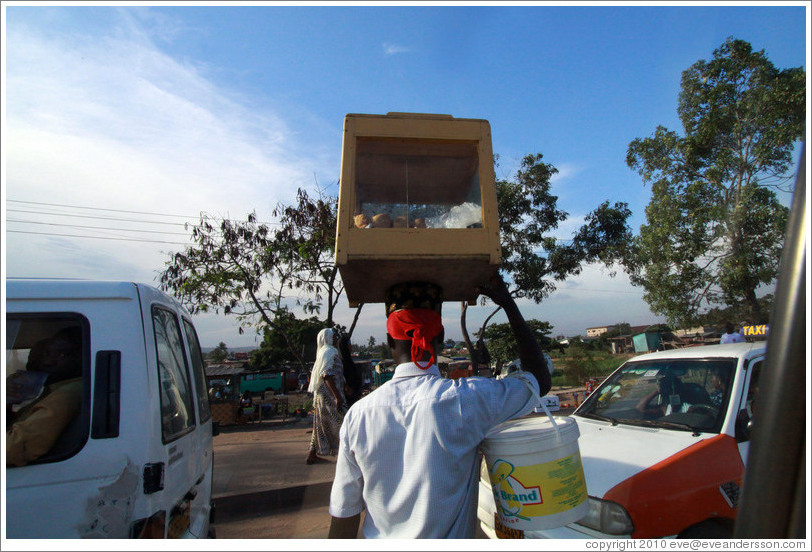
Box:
[575, 358, 737, 434]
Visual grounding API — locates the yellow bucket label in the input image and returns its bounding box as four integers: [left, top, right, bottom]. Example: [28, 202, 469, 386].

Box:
[487, 451, 587, 525]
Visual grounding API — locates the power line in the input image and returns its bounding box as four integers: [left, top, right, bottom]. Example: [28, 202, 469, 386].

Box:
[7, 208, 190, 226]
[7, 229, 190, 246]
[7, 199, 199, 220]
[6, 219, 191, 236]
[6, 202, 281, 226]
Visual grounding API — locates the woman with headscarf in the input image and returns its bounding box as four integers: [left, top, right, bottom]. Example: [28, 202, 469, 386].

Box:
[338, 334, 362, 407]
[306, 327, 347, 465]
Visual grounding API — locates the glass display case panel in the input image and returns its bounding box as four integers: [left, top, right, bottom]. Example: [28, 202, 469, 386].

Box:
[351, 138, 482, 230]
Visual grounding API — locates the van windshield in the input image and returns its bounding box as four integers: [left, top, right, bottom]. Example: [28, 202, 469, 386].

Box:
[575, 358, 737, 434]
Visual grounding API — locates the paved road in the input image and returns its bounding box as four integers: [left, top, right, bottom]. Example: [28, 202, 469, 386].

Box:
[212, 416, 341, 538]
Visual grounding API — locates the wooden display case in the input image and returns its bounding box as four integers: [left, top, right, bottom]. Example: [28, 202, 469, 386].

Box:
[335, 112, 502, 306]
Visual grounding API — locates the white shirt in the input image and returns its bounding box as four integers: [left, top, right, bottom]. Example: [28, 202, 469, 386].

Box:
[329, 362, 540, 538]
[720, 332, 746, 344]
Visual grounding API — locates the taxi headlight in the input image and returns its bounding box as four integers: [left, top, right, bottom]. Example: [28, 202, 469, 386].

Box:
[575, 497, 634, 535]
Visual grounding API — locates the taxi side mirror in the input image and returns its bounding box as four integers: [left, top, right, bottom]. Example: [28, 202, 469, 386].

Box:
[735, 409, 752, 442]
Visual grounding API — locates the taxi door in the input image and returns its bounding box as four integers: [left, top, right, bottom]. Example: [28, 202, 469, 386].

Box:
[736, 357, 763, 466]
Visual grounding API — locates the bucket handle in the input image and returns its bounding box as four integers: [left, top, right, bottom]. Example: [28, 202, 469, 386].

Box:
[537, 398, 562, 442]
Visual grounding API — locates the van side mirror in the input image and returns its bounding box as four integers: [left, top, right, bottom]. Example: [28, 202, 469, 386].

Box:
[212, 421, 220, 437]
[735, 409, 752, 442]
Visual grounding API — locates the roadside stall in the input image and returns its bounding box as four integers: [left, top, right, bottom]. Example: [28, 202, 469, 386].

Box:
[206, 364, 247, 426]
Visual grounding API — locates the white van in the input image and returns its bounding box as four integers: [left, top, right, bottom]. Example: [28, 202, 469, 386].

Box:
[478, 343, 765, 539]
[5, 279, 215, 538]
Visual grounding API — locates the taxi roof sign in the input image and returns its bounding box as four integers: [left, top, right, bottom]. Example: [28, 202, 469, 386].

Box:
[742, 324, 769, 338]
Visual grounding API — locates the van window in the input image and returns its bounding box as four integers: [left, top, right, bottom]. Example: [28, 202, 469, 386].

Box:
[183, 319, 211, 424]
[5, 315, 89, 467]
[153, 307, 195, 442]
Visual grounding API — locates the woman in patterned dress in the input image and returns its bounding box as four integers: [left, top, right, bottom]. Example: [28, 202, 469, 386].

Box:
[306, 327, 347, 464]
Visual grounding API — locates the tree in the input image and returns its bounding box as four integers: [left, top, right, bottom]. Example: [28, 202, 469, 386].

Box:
[208, 342, 229, 363]
[463, 153, 633, 363]
[480, 320, 553, 372]
[700, 295, 774, 327]
[272, 187, 343, 326]
[160, 184, 347, 362]
[159, 211, 307, 363]
[250, 310, 331, 371]
[625, 37, 804, 326]
[605, 323, 631, 338]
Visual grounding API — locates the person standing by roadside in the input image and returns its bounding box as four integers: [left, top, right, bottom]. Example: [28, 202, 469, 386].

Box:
[306, 327, 347, 465]
[337, 334, 362, 407]
[328, 274, 551, 538]
[720, 322, 746, 344]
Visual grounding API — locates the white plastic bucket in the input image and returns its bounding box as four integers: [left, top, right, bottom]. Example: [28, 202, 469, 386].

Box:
[482, 413, 589, 531]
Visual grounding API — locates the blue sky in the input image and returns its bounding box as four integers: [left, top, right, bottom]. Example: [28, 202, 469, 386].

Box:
[2, 2, 809, 349]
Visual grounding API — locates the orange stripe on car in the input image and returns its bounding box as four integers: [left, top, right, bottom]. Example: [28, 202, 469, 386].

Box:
[604, 434, 743, 538]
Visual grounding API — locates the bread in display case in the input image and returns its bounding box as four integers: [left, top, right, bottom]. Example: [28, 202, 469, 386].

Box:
[335, 113, 502, 306]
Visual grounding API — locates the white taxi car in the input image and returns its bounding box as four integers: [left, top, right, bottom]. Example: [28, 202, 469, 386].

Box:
[478, 342, 765, 539]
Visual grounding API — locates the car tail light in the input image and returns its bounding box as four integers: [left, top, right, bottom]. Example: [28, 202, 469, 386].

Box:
[167, 498, 191, 538]
[131, 510, 166, 538]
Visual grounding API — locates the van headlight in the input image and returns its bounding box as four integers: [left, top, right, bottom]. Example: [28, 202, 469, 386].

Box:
[575, 497, 634, 535]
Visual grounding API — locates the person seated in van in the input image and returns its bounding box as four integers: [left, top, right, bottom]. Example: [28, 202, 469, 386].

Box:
[6, 327, 83, 467]
[708, 366, 730, 408]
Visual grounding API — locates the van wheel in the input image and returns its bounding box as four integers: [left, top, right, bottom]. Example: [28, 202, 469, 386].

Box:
[678, 520, 732, 539]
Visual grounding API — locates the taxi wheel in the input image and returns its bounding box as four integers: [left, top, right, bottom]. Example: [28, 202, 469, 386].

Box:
[678, 520, 732, 539]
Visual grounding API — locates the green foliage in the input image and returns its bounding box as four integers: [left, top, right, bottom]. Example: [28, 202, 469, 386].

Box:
[554, 351, 625, 387]
[160, 211, 280, 325]
[272, 187, 343, 325]
[373, 343, 392, 360]
[480, 319, 553, 368]
[208, 342, 229, 363]
[625, 37, 803, 326]
[465, 154, 632, 364]
[160, 211, 314, 364]
[160, 186, 345, 364]
[495, 154, 633, 303]
[700, 295, 774, 326]
[604, 323, 631, 339]
[250, 310, 329, 370]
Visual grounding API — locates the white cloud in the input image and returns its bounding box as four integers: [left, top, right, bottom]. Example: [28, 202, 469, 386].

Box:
[4, 21, 321, 218]
[549, 162, 583, 184]
[535, 264, 666, 336]
[383, 42, 411, 56]
[2, 10, 345, 347]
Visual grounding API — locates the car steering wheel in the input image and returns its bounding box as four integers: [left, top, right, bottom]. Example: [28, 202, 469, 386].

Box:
[688, 404, 717, 417]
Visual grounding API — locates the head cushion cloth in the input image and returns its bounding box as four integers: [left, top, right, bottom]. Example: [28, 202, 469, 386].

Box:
[387, 309, 444, 369]
[384, 281, 444, 370]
